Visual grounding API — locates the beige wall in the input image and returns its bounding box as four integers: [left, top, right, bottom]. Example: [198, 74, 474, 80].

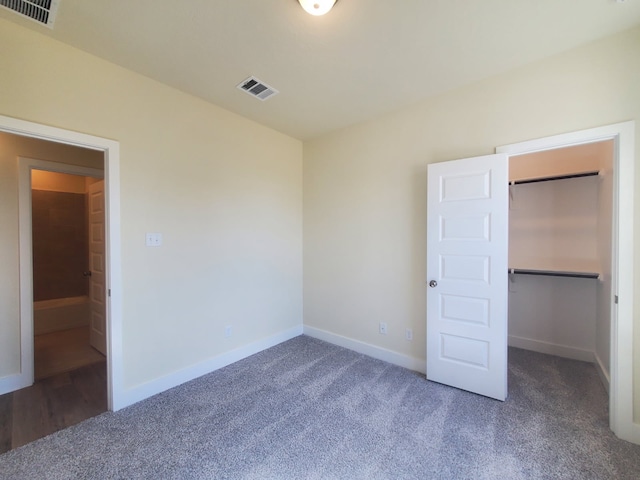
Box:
[0, 18, 303, 389]
[303, 27, 640, 414]
[32, 170, 89, 193]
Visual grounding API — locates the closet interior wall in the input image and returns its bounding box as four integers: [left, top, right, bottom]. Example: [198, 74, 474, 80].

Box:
[507, 141, 614, 391]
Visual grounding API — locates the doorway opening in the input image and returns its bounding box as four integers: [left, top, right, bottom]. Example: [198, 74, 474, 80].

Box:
[497, 121, 636, 443]
[1, 152, 108, 452]
[507, 140, 613, 384]
[31, 169, 107, 380]
[505, 140, 614, 440]
[0, 114, 124, 451]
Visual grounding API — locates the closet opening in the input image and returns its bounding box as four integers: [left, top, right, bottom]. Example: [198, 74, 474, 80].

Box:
[496, 120, 636, 443]
[508, 140, 614, 397]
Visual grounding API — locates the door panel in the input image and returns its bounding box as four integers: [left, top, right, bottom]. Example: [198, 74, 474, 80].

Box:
[440, 334, 489, 367]
[440, 254, 490, 282]
[441, 213, 490, 241]
[88, 180, 107, 355]
[440, 294, 490, 326]
[426, 154, 508, 401]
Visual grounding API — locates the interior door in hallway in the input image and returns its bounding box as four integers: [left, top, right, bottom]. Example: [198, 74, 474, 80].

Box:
[426, 154, 509, 401]
[88, 180, 106, 355]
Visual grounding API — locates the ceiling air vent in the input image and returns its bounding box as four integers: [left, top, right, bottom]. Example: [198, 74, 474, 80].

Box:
[0, 0, 60, 28]
[236, 76, 279, 101]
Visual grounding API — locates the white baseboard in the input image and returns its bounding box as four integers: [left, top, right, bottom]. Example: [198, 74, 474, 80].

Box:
[594, 352, 610, 393]
[303, 325, 425, 374]
[508, 335, 595, 363]
[617, 421, 640, 445]
[115, 325, 303, 410]
[0, 372, 31, 396]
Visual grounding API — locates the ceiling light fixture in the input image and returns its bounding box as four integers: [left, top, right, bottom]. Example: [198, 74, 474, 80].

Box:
[298, 0, 337, 16]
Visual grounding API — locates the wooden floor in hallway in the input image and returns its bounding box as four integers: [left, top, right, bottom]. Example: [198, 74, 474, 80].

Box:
[0, 361, 107, 454]
[35, 326, 105, 380]
[0, 327, 107, 454]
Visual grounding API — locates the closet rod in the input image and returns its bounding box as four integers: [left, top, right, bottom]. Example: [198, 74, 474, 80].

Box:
[508, 268, 600, 280]
[510, 170, 599, 185]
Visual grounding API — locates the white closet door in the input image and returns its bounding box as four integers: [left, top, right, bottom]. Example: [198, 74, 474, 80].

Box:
[426, 154, 509, 401]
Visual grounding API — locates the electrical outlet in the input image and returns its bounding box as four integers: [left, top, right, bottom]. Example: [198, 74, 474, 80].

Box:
[224, 325, 232, 338]
[405, 328, 413, 341]
[379, 322, 387, 335]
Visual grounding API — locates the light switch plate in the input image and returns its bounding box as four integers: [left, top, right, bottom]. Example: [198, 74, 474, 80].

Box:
[145, 233, 162, 247]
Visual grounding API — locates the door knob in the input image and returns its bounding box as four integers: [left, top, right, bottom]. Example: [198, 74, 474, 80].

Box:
[429, 280, 437, 288]
[83, 271, 92, 277]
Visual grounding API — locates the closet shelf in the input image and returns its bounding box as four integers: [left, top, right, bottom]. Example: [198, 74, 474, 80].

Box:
[510, 170, 600, 185]
[508, 268, 600, 280]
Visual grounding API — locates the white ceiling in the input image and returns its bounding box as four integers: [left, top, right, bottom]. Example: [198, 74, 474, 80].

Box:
[2, 0, 640, 140]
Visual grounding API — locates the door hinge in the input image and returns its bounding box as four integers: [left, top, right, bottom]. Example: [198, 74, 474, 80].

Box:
[615, 295, 618, 304]
[108, 289, 111, 297]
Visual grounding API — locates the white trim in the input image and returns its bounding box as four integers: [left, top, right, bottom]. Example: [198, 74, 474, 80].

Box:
[594, 352, 611, 394]
[508, 335, 595, 363]
[0, 114, 123, 412]
[20, 157, 103, 177]
[16, 157, 103, 395]
[497, 120, 638, 444]
[303, 325, 425, 373]
[118, 325, 303, 409]
[0, 373, 30, 396]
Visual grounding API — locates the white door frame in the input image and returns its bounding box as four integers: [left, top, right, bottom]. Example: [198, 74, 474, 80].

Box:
[0, 114, 123, 411]
[496, 121, 637, 443]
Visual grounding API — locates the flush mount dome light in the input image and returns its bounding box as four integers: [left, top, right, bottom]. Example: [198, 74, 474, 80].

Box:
[298, 0, 337, 16]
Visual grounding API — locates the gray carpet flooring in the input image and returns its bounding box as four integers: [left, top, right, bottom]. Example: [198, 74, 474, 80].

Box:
[1, 335, 640, 479]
